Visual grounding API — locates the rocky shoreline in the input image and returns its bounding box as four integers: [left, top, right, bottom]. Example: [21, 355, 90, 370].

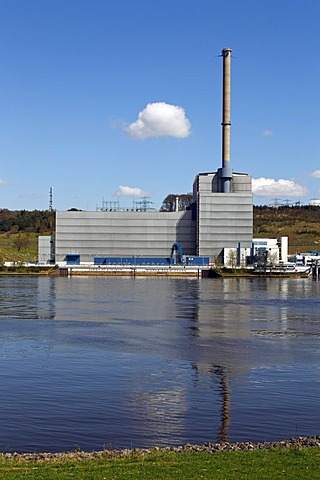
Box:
[2, 436, 320, 462]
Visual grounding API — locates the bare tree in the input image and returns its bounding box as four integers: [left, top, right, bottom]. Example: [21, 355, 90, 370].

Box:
[13, 234, 24, 253]
[160, 193, 193, 212]
[12, 234, 30, 254]
[227, 249, 238, 270]
[267, 251, 279, 273]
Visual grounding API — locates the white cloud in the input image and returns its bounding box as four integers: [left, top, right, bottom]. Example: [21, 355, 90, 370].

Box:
[0, 178, 7, 185]
[311, 170, 320, 178]
[262, 130, 273, 137]
[114, 185, 149, 197]
[124, 102, 191, 139]
[252, 177, 307, 197]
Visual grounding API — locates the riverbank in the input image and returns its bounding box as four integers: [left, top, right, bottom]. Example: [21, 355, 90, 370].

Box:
[0, 264, 311, 278]
[49, 265, 312, 278]
[0, 266, 54, 275]
[1, 437, 319, 480]
[2, 436, 319, 461]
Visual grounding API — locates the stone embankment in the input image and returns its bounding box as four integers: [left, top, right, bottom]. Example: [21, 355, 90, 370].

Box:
[2, 437, 320, 462]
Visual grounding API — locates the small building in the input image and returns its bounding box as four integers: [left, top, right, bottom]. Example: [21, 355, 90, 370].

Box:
[251, 236, 288, 265]
[294, 251, 320, 266]
[38, 235, 55, 264]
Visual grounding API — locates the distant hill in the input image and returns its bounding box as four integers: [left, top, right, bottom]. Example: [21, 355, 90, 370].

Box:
[0, 206, 319, 262]
[253, 205, 320, 253]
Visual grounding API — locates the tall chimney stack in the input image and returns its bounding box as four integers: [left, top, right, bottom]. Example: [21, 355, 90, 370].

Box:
[221, 48, 233, 193]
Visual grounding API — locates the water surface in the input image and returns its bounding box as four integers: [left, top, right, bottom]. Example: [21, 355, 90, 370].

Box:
[0, 276, 319, 452]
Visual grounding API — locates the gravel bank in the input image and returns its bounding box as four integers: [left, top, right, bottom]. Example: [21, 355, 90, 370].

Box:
[1, 436, 320, 462]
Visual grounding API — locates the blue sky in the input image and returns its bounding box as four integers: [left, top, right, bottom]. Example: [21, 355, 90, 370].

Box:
[0, 0, 319, 210]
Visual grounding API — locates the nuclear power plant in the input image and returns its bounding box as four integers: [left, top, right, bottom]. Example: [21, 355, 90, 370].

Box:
[46, 49, 253, 267]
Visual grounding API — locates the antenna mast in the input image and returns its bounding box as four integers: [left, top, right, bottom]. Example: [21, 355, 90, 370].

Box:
[49, 187, 53, 211]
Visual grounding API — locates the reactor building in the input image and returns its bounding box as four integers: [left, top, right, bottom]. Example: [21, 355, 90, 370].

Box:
[53, 49, 253, 265]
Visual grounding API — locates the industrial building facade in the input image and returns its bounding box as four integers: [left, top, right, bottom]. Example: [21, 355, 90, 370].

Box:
[54, 169, 252, 264]
[55, 209, 196, 263]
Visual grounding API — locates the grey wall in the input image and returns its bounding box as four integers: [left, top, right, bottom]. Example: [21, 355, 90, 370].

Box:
[194, 172, 253, 260]
[55, 210, 196, 262]
[38, 235, 55, 264]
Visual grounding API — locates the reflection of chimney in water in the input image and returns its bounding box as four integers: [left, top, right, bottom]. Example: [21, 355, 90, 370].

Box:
[221, 48, 233, 193]
[215, 365, 231, 443]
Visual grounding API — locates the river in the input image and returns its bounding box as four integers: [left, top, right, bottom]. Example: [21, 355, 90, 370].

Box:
[0, 275, 319, 452]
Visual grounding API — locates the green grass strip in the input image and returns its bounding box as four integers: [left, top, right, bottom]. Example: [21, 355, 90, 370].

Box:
[0, 448, 319, 480]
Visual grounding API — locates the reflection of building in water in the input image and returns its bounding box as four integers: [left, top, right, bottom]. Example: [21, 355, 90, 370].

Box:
[37, 277, 56, 320]
[173, 278, 260, 443]
[169, 279, 253, 443]
[0, 277, 56, 321]
[34, 276, 307, 446]
[192, 278, 254, 346]
[108, 278, 235, 446]
[53, 276, 183, 324]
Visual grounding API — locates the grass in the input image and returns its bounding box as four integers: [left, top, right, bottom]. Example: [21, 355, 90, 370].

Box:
[0, 232, 39, 263]
[0, 448, 319, 480]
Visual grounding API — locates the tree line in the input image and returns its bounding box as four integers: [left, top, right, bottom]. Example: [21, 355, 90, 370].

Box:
[0, 209, 55, 234]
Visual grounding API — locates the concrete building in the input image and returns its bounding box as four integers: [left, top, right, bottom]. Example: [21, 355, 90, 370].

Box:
[54, 169, 252, 265]
[38, 235, 55, 264]
[55, 209, 196, 263]
[252, 236, 288, 264]
[50, 48, 253, 266]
